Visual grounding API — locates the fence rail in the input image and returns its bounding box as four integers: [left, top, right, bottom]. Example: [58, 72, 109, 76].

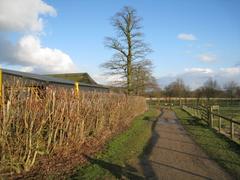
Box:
[182, 104, 240, 141]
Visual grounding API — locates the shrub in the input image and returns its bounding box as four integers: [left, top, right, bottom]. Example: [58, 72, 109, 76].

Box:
[0, 84, 147, 174]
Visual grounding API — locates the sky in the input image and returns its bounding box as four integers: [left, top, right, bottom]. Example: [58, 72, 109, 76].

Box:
[0, 0, 240, 89]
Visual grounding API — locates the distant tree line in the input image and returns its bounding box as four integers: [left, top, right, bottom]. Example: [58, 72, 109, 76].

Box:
[158, 78, 240, 100]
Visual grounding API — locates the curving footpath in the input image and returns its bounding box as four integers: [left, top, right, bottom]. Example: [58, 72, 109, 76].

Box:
[130, 109, 232, 180]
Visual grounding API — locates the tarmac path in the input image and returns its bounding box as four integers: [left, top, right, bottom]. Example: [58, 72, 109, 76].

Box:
[129, 108, 232, 180]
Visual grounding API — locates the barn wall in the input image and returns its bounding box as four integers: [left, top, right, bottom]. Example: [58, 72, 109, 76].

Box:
[3, 73, 46, 87]
[2, 72, 109, 93]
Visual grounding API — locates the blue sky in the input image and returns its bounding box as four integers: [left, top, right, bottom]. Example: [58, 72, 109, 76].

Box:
[0, 0, 240, 88]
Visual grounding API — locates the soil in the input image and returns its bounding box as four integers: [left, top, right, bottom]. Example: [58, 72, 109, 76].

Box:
[128, 108, 232, 180]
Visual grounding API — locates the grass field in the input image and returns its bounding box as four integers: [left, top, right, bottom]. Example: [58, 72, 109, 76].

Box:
[214, 105, 240, 143]
[174, 108, 240, 179]
[148, 99, 240, 119]
[219, 105, 240, 120]
[181, 104, 240, 142]
[70, 106, 159, 179]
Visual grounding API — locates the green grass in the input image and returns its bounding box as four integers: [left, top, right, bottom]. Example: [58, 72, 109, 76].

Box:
[219, 105, 240, 120]
[70, 107, 159, 179]
[174, 108, 240, 179]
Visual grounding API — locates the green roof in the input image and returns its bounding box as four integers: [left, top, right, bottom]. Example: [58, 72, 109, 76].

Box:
[46, 73, 98, 85]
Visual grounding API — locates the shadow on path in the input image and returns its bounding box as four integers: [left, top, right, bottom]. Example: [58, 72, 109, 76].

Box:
[73, 110, 164, 180]
[137, 109, 164, 179]
[149, 160, 212, 180]
[135, 109, 232, 180]
[83, 155, 144, 179]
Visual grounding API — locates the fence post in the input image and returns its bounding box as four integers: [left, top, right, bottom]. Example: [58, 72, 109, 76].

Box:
[230, 121, 234, 139]
[211, 106, 214, 127]
[200, 107, 202, 119]
[209, 106, 213, 128]
[74, 82, 79, 96]
[0, 68, 2, 105]
[198, 108, 200, 118]
[218, 117, 221, 132]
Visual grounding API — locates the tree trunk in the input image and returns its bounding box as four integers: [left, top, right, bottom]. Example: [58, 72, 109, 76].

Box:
[126, 14, 132, 95]
[127, 56, 132, 94]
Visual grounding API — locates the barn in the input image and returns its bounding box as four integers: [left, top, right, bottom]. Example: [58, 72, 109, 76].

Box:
[0, 69, 109, 93]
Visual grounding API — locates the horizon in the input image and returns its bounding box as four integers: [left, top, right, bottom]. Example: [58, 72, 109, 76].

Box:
[0, 0, 239, 89]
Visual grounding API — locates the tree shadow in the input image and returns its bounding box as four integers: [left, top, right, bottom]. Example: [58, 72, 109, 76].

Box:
[71, 109, 164, 180]
[149, 160, 212, 180]
[137, 109, 164, 179]
[81, 154, 144, 179]
[139, 108, 240, 179]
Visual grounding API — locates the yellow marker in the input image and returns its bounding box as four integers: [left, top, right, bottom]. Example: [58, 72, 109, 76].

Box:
[75, 82, 79, 96]
[0, 68, 2, 98]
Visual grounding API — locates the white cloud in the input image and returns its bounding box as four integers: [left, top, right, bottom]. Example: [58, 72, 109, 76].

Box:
[17, 35, 76, 73]
[0, 35, 76, 73]
[184, 68, 213, 74]
[20, 66, 34, 72]
[177, 33, 197, 41]
[0, 0, 56, 32]
[220, 67, 240, 75]
[0, 0, 77, 74]
[92, 74, 124, 85]
[198, 53, 216, 62]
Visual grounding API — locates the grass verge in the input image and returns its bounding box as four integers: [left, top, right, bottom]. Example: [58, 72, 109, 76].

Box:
[70, 107, 159, 179]
[174, 108, 240, 179]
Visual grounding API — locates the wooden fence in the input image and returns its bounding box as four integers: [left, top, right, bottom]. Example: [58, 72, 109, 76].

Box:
[182, 104, 240, 142]
[147, 97, 240, 107]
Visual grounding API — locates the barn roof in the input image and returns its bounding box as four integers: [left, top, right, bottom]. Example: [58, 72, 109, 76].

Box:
[2, 69, 108, 89]
[46, 73, 98, 85]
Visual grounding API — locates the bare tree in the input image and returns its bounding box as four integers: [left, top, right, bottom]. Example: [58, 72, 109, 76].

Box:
[202, 78, 220, 102]
[131, 60, 156, 95]
[102, 6, 152, 94]
[164, 79, 189, 98]
[193, 87, 204, 105]
[224, 81, 239, 104]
